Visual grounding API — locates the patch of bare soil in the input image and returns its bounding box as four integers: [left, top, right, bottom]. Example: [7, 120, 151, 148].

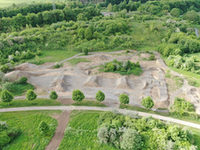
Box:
[46, 111, 71, 150]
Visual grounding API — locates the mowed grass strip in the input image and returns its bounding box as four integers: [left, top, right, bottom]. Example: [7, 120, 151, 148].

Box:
[0, 111, 60, 150]
[0, 98, 61, 108]
[72, 100, 106, 107]
[58, 111, 117, 150]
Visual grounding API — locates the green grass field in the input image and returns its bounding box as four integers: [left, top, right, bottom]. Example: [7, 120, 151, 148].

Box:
[0, 111, 61, 150]
[29, 49, 79, 64]
[59, 111, 117, 150]
[0, 0, 68, 8]
[0, 99, 61, 108]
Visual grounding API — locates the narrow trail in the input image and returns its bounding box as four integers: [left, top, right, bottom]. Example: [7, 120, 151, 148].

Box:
[0, 106, 200, 130]
[46, 111, 71, 150]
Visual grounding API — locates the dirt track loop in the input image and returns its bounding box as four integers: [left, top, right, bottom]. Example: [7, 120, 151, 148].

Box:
[46, 111, 71, 150]
[0, 106, 200, 130]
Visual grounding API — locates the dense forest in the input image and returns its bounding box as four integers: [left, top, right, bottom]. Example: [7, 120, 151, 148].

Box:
[0, 0, 200, 78]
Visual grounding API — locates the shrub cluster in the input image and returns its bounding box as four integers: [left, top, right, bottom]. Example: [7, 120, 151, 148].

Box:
[103, 60, 142, 75]
[141, 96, 154, 109]
[170, 97, 195, 115]
[97, 112, 197, 149]
[166, 55, 200, 74]
[0, 121, 20, 149]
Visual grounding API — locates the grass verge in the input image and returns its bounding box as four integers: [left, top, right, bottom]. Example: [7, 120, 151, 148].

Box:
[0, 98, 61, 108]
[72, 100, 106, 107]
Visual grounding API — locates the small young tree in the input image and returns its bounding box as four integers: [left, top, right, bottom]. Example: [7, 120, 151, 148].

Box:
[142, 96, 154, 109]
[38, 121, 49, 135]
[96, 90, 105, 102]
[50, 91, 58, 100]
[26, 90, 37, 101]
[119, 94, 129, 104]
[72, 89, 85, 102]
[1, 90, 13, 103]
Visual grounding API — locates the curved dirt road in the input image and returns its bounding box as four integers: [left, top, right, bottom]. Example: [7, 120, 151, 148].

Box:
[0, 106, 200, 130]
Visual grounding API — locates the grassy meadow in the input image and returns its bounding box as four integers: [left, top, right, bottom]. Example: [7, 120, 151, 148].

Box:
[0, 111, 61, 150]
[59, 111, 117, 150]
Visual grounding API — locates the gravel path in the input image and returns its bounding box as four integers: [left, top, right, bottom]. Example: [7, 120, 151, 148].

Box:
[0, 106, 200, 130]
[46, 111, 71, 150]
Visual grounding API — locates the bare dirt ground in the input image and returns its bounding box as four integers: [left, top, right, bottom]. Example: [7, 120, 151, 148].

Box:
[5, 50, 200, 114]
[46, 110, 71, 150]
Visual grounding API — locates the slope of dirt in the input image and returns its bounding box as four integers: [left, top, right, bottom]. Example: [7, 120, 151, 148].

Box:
[46, 111, 71, 150]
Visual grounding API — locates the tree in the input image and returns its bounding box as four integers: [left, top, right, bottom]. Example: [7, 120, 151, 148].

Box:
[96, 90, 105, 102]
[50, 91, 58, 100]
[26, 90, 37, 101]
[119, 94, 129, 104]
[170, 8, 181, 17]
[1, 90, 13, 103]
[38, 121, 49, 135]
[120, 129, 143, 150]
[72, 89, 85, 102]
[142, 96, 154, 109]
[107, 3, 113, 11]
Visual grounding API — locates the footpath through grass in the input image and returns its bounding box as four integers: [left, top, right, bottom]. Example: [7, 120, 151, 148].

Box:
[0, 111, 60, 150]
[0, 99, 61, 108]
[59, 111, 117, 150]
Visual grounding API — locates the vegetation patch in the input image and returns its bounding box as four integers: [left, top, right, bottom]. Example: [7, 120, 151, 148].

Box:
[0, 81, 34, 96]
[59, 110, 200, 150]
[0, 98, 61, 108]
[0, 111, 59, 150]
[0, 121, 20, 149]
[97, 112, 198, 149]
[72, 100, 106, 107]
[101, 60, 142, 76]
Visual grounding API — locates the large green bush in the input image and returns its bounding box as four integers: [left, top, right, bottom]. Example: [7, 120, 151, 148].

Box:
[141, 96, 154, 109]
[72, 89, 85, 102]
[38, 121, 49, 135]
[120, 129, 143, 150]
[0, 90, 13, 103]
[96, 91, 105, 102]
[26, 90, 37, 101]
[50, 91, 58, 100]
[119, 94, 129, 104]
[170, 97, 195, 115]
